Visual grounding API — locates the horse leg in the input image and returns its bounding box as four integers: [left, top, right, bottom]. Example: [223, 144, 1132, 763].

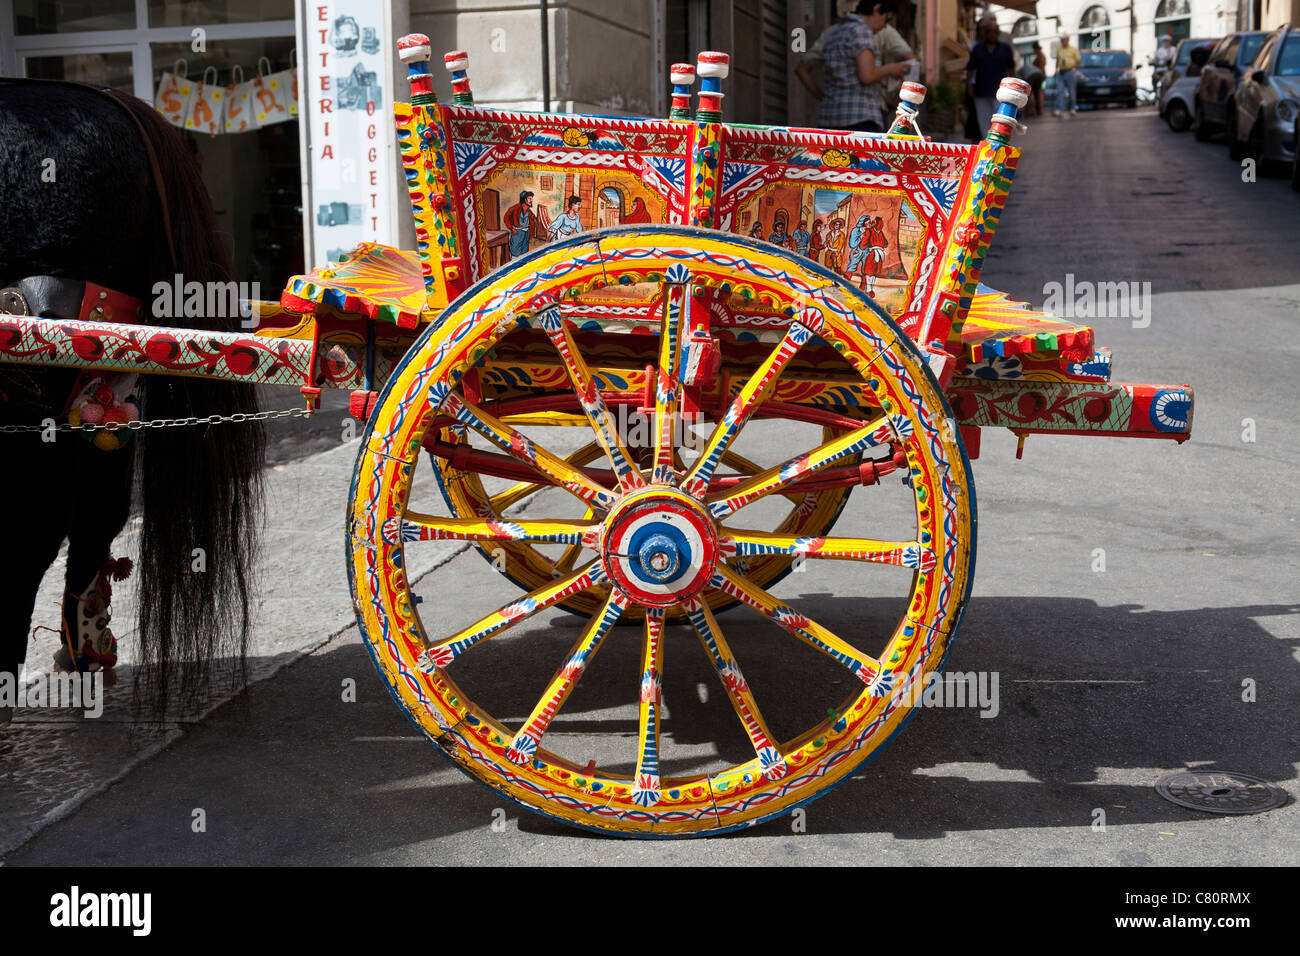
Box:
[0, 435, 73, 723]
[59, 440, 135, 674]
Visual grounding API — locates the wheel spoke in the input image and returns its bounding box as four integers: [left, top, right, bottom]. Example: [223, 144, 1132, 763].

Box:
[709, 563, 894, 694]
[417, 561, 606, 669]
[719, 530, 936, 572]
[434, 389, 617, 511]
[506, 588, 629, 764]
[685, 598, 788, 780]
[534, 300, 645, 491]
[652, 270, 690, 483]
[550, 506, 597, 577]
[631, 607, 667, 806]
[681, 309, 823, 497]
[487, 442, 602, 512]
[716, 449, 806, 505]
[707, 414, 905, 519]
[386, 513, 601, 547]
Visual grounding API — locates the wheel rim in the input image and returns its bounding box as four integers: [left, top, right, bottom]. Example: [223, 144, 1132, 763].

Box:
[349, 227, 975, 836]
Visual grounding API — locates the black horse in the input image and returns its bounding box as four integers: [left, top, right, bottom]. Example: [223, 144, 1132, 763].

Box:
[0, 81, 264, 720]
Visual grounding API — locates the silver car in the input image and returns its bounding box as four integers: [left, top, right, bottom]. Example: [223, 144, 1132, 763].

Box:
[1161, 43, 1216, 130]
[1156, 37, 1218, 101]
[1228, 23, 1300, 169]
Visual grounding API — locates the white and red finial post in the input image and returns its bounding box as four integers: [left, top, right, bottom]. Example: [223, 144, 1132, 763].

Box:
[397, 33, 437, 106]
[444, 50, 473, 106]
[988, 77, 1031, 144]
[887, 81, 928, 136]
[694, 52, 728, 123]
[669, 62, 695, 120]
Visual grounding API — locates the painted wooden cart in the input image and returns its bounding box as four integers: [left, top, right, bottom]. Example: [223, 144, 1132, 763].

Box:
[0, 36, 1193, 836]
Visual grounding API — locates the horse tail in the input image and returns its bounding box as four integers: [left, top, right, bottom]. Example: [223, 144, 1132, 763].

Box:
[114, 96, 265, 717]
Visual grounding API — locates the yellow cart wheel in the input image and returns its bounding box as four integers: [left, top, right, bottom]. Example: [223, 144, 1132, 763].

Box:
[348, 226, 975, 836]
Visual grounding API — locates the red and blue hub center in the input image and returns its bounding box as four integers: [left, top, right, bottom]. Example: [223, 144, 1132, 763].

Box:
[601, 491, 718, 607]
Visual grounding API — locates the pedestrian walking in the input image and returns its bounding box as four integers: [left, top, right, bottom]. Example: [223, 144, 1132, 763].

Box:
[795, 0, 918, 121]
[1055, 33, 1081, 116]
[1032, 42, 1047, 115]
[1019, 42, 1046, 116]
[965, 15, 1016, 138]
[818, 0, 912, 133]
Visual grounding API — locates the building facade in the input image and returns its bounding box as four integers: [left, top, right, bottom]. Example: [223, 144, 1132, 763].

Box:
[987, 0, 1293, 84]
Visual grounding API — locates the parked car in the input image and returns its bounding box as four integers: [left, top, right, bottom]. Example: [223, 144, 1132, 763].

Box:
[1226, 23, 1299, 173]
[1156, 36, 1219, 101]
[1160, 42, 1215, 130]
[1076, 49, 1139, 108]
[1194, 30, 1269, 139]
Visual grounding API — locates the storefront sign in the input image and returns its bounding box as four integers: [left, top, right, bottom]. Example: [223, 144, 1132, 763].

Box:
[298, 1, 400, 268]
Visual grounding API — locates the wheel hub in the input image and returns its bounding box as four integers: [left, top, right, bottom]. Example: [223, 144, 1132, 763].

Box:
[601, 488, 718, 607]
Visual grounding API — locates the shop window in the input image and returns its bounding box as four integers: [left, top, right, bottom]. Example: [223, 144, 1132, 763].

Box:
[24, 51, 134, 91]
[150, 38, 303, 288]
[1078, 6, 1112, 51]
[13, 0, 135, 34]
[148, 0, 294, 27]
[1154, 0, 1191, 45]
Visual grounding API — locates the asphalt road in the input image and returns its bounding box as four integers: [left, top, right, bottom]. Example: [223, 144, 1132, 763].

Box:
[3, 106, 1298, 865]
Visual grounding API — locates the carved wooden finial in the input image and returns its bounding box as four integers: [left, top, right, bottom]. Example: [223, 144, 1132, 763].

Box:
[397, 34, 437, 105]
[989, 77, 1031, 144]
[886, 81, 928, 137]
[669, 62, 695, 120]
[694, 52, 729, 122]
[444, 50, 474, 107]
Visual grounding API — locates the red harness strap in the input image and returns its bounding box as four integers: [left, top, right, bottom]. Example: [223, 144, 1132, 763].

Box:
[78, 281, 143, 324]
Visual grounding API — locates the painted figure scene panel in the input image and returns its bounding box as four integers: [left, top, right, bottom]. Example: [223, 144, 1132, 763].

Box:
[479, 165, 667, 283]
[736, 185, 923, 317]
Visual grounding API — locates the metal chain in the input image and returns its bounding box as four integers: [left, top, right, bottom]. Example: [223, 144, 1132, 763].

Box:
[0, 406, 312, 435]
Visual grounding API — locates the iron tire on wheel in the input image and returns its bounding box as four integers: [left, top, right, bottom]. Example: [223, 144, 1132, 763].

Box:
[347, 226, 976, 837]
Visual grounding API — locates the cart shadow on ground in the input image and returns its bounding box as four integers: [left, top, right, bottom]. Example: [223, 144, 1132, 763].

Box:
[8, 593, 1293, 863]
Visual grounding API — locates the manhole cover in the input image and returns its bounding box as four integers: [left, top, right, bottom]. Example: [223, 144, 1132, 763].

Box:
[1155, 770, 1288, 815]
